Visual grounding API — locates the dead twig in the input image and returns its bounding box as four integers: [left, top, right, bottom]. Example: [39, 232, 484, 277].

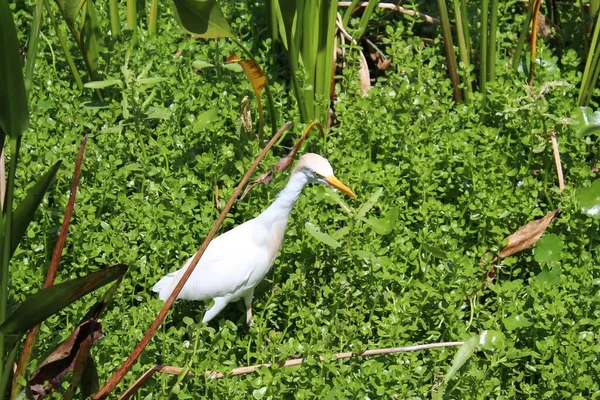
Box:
[92, 123, 293, 399]
[240, 121, 325, 199]
[547, 131, 564, 191]
[119, 341, 465, 400]
[12, 135, 88, 398]
[338, 1, 440, 25]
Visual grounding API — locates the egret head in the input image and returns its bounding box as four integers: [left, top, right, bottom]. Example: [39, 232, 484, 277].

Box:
[293, 153, 357, 199]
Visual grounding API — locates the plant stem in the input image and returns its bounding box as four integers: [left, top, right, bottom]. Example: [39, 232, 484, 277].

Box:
[0, 137, 21, 379]
[109, 0, 121, 38]
[529, 0, 543, 85]
[148, 0, 158, 36]
[488, 0, 499, 82]
[127, 0, 136, 31]
[578, 11, 600, 105]
[480, 0, 489, 95]
[24, 0, 45, 94]
[453, 0, 472, 100]
[45, 0, 83, 89]
[437, 0, 462, 102]
[513, 0, 536, 70]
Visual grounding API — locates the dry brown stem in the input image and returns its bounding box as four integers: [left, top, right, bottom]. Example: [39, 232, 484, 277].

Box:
[338, 1, 440, 25]
[548, 132, 564, 190]
[119, 341, 464, 400]
[12, 135, 88, 399]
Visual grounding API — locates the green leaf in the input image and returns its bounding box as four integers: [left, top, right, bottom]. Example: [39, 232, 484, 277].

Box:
[502, 314, 533, 331]
[80, 356, 99, 398]
[443, 335, 478, 384]
[533, 233, 564, 264]
[11, 161, 62, 259]
[356, 187, 383, 219]
[0, 340, 20, 397]
[578, 179, 600, 219]
[324, 186, 352, 214]
[192, 60, 214, 69]
[364, 207, 399, 235]
[478, 330, 505, 350]
[421, 242, 448, 259]
[64, 0, 86, 22]
[0, 0, 29, 141]
[533, 266, 561, 286]
[192, 108, 218, 133]
[0, 264, 128, 334]
[305, 222, 341, 248]
[171, 0, 235, 38]
[83, 79, 122, 89]
[222, 63, 243, 72]
[571, 106, 600, 137]
[137, 77, 167, 88]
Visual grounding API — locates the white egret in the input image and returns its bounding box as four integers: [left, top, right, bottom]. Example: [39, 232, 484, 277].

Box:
[152, 153, 356, 326]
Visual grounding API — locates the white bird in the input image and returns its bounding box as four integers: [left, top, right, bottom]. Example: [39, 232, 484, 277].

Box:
[152, 153, 356, 326]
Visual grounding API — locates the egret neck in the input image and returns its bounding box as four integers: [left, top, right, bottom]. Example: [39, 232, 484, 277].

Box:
[259, 170, 309, 224]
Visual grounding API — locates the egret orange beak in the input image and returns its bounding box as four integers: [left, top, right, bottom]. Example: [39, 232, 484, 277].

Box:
[325, 175, 357, 199]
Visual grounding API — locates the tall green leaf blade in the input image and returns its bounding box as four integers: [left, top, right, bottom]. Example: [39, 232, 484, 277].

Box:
[65, 0, 86, 23]
[357, 187, 383, 219]
[11, 161, 62, 259]
[305, 222, 341, 248]
[443, 334, 478, 384]
[0, 0, 29, 140]
[171, 0, 234, 38]
[0, 264, 128, 334]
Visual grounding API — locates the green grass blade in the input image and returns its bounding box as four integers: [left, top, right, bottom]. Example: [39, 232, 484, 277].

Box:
[480, 0, 489, 94]
[0, 137, 21, 383]
[342, 0, 360, 27]
[109, 0, 120, 37]
[301, 0, 318, 120]
[148, 0, 159, 36]
[512, 0, 535, 69]
[0, 264, 128, 335]
[487, 0, 499, 81]
[127, 0, 136, 31]
[45, 0, 83, 89]
[0, 0, 29, 140]
[437, 0, 462, 102]
[11, 161, 61, 260]
[24, 0, 45, 94]
[460, 0, 471, 56]
[0, 340, 20, 398]
[314, 0, 337, 124]
[453, 0, 472, 99]
[578, 12, 600, 105]
[354, 0, 377, 39]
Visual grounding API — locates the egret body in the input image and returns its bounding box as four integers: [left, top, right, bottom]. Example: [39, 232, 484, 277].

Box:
[152, 153, 356, 325]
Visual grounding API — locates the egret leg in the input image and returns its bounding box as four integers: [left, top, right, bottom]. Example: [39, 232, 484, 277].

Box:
[202, 297, 230, 323]
[243, 290, 254, 327]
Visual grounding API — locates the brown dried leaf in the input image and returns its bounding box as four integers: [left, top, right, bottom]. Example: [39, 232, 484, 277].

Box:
[226, 54, 265, 104]
[30, 319, 102, 399]
[226, 53, 266, 135]
[498, 209, 559, 259]
[240, 95, 252, 134]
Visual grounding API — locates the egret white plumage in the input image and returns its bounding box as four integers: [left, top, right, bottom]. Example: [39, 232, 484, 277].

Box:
[152, 153, 356, 326]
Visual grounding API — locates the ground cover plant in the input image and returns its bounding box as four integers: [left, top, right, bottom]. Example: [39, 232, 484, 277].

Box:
[1, 0, 600, 398]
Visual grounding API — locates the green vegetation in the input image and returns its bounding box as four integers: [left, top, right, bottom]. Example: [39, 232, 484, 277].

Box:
[1, 0, 599, 398]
